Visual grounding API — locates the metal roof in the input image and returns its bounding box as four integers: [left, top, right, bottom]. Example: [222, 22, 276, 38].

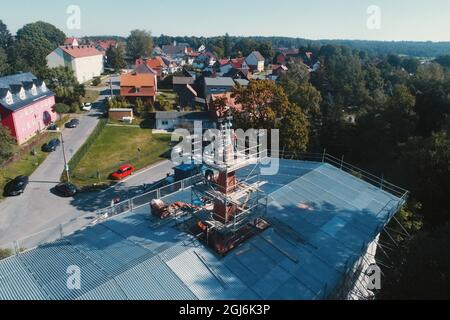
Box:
[0, 73, 54, 112]
[0, 159, 404, 300]
[204, 77, 236, 87]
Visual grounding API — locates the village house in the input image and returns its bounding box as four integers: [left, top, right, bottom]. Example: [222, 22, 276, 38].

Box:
[154, 111, 214, 131]
[120, 72, 157, 104]
[162, 43, 189, 59]
[172, 77, 197, 109]
[136, 57, 168, 78]
[193, 52, 217, 69]
[0, 73, 56, 145]
[203, 77, 235, 101]
[46, 39, 104, 83]
[245, 51, 265, 72]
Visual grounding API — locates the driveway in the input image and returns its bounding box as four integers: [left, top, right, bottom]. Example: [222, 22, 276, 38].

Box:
[0, 76, 125, 246]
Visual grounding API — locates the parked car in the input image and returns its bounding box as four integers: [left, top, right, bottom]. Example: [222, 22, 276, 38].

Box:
[65, 119, 80, 129]
[42, 138, 61, 152]
[111, 164, 136, 180]
[4, 176, 29, 197]
[47, 123, 59, 131]
[53, 183, 77, 197]
[82, 103, 92, 111]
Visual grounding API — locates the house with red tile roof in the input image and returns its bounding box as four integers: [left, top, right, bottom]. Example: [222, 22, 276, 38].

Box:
[120, 72, 157, 104]
[64, 37, 79, 47]
[95, 40, 118, 54]
[46, 45, 104, 83]
[136, 57, 168, 78]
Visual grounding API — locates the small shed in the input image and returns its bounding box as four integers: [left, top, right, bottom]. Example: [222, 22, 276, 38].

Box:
[109, 108, 134, 122]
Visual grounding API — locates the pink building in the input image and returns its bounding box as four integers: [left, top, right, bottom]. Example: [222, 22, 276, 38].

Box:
[0, 73, 56, 145]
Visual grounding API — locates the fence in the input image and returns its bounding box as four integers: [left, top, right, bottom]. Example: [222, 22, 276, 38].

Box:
[278, 150, 409, 199]
[0, 151, 408, 262]
[0, 174, 203, 259]
[0, 132, 55, 169]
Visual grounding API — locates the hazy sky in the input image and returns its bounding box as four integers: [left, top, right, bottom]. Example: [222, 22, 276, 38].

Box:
[2, 0, 450, 41]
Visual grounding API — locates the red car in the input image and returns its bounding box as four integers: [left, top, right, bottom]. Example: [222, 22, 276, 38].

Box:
[111, 164, 136, 180]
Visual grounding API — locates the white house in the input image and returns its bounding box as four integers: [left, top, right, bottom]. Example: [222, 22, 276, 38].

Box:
[245, 51, 265, 73]
[46, 45, 104, 84]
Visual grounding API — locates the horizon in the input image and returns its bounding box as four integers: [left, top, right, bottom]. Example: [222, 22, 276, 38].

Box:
[2, 0, 450, 42]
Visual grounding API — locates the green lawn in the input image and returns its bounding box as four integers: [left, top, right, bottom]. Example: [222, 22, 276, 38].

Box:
[81, 89, 100, 104]
[0, 133, 59, 200]
[70, 126, 171, 186]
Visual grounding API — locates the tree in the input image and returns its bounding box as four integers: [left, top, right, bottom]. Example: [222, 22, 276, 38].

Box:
[232, 80, 290, 130]
[0, 19, 12, 50]
[232, 38, 259, 57]
[11, 21, 65, 72]
[258, 41, 274, 63]
[127, 30, 153, 60]
[135, 98, 145, 115]
[0, 124, 15, 163]
[434, 55, 450, 68]
[380, 223, 450, 299]
[399, 132, 450, 226]
[0, 48, 7, 75]
[224, 33, 231, 58]
[106, 44, 126, 71]
[280, 104, 310, 153]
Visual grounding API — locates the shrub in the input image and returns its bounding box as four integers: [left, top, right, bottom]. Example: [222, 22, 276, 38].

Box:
[92, 76, 101, 86]
[53, 103, 71, 114]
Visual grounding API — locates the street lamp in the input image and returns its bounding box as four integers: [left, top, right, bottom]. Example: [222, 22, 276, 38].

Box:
[43, 129, 70, 183]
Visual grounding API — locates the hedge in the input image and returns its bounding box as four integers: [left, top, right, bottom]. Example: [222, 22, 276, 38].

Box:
[63, 118, 108, 183]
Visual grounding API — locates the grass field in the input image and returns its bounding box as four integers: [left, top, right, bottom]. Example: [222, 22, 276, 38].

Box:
[70, 125, 171, 186]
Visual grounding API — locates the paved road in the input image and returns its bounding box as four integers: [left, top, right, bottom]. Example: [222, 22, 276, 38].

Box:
[0, 76, 139, 246]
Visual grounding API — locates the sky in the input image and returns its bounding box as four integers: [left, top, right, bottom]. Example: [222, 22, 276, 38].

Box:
[2, 0, 450, 42]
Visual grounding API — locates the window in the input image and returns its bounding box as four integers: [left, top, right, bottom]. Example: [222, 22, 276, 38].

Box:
[41, 82, 47, 92]
[31, 85, 38, 96]
[19, 87, 26, 100]
[134, 87, 141, 93]
[5, 91, 13, 105]
[162, 121, 169, 125]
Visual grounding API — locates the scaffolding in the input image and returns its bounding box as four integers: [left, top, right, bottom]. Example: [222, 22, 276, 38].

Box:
[174, 118, 271, 255]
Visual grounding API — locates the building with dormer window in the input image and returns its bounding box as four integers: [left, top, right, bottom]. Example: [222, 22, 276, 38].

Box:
[0, 73, 56, 145]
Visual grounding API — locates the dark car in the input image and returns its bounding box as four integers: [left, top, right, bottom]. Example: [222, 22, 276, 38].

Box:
[47, 123, 59, 131]
[53, 183, 77, 197]
[65, 119, 80, 129]
[4, 176, 29, 197]
[42, 138, 61, 152]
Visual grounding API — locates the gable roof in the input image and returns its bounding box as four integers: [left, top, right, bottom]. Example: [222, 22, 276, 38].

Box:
[135, 63, 158, 75]
[0, 73, 54, 112]
[64, 37, 78, 46]
[120, 73, 156, 88]
[162, 45, 187, 56]
[248, 51, 265, 62]
[96, 40, 118, 51]
[59, 45, 103, 59]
